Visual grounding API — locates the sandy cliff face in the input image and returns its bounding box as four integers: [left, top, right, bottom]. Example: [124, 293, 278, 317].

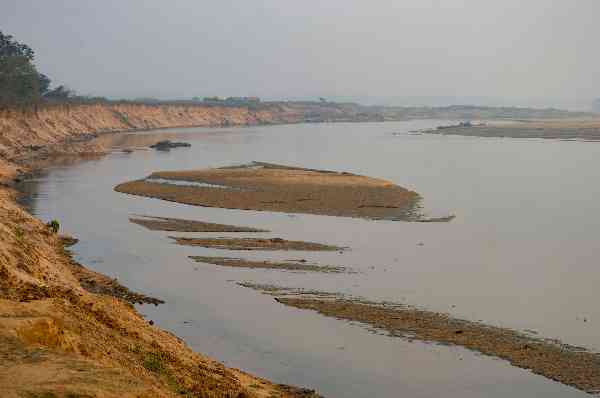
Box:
[0, 189, 299, 397]
[0, 105, 318, 398]
[0, 103, 298, 163]
[0, 102, 299, 182]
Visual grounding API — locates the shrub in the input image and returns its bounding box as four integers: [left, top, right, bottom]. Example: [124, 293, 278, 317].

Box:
[46, 219, 60, 234]
[143, 351, 165, 374]
[0, 30, 51, 106]
[14, 226, 24, 241]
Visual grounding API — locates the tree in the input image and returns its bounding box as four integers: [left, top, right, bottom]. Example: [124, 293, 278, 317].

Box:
[0, 30, 51, 105]
[38, 73, 51, 95]
[0, 31, 34, 60]
[44, 85, 74, 100]
[0, 56, 41, 105]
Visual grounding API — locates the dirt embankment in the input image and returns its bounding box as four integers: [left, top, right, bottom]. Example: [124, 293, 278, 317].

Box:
[0, 105, 320, 397]
[0, 103, 300, 182]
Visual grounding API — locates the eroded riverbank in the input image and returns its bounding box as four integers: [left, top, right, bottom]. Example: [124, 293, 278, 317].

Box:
[0, 108, 325, 397]
[0, 186, 320, 398]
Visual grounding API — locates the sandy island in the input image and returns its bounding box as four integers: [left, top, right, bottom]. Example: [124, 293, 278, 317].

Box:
[130, 215, 268, 232]
[190, 256, 347, 273]
[115, 162, 423, 220]
[172, 237, 343, 251]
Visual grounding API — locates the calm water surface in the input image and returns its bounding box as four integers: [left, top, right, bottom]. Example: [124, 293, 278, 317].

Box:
[20, 121, 599, 398]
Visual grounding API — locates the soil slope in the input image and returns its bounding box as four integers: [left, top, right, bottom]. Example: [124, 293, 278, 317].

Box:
[0, 104, 319, 398]
[0, 103, 299, 181]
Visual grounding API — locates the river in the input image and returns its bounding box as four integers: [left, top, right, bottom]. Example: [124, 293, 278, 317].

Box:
[18, 120, 599, 397]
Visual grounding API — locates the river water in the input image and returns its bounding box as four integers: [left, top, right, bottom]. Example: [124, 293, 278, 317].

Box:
[19, 121, 599, 397]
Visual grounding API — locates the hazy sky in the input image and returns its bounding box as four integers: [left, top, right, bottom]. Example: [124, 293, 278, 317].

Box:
[2, 1, 599, 107]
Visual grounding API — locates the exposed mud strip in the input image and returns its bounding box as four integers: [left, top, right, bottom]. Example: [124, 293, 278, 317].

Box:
[115, 162, 424, 220]
[239, 283, 600, 395]
[130, 215, 268, 233]
[172, 237, 344, 251]
[190, 256, 347, 273]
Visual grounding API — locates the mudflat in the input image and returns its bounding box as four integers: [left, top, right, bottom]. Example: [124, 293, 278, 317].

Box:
[130, 215, 268, 232]
[115, 162, 421, 220]
[172, 237, 343, 251]
[240, 283, 600, 395]
[190, 256, 347, 273]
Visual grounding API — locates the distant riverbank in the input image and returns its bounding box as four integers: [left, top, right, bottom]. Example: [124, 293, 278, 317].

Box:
[421, 119, 600, 141]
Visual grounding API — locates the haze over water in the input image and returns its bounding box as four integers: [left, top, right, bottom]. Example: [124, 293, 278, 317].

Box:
[20, 121, 599, 397]
[3, 1, 599, 109]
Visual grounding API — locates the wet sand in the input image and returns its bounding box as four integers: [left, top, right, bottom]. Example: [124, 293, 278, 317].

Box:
[190, 256, 347, 273]
[115, 162, 422, 220]
[172, 237, 343, 251]
[130, 215, 268, 232]
[240, 283, 600, 395]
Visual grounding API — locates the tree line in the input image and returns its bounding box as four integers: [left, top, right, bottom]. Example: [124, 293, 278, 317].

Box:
[0, 30, 78, 107]
[0, 31, 279, 110]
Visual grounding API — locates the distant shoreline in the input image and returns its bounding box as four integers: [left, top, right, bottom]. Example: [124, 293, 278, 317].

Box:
[420, 119, 600, 141]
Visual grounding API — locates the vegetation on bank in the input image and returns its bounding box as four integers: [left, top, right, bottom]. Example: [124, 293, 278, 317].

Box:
[0, 30, 126, 110]
[0, 31, 271, 112]
[0, 30, 74, 106]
